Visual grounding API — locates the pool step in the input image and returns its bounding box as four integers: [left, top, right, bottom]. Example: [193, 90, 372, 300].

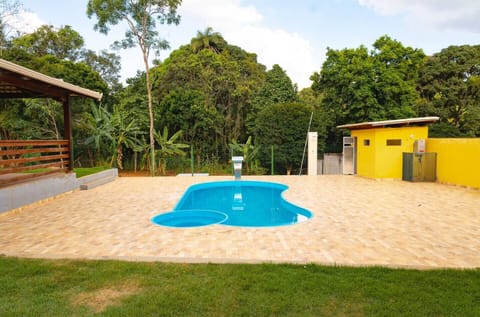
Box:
[78, 168, 118, 190]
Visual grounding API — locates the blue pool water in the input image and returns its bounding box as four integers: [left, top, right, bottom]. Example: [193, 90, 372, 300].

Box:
[151, 180, 312, 228]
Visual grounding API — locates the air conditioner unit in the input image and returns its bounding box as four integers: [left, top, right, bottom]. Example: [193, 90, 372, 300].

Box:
[342, 137, 356, 175]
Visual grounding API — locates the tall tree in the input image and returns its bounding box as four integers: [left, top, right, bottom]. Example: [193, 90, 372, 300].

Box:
[87, 0, 182, 175]
[82, 49, 121, 88]
[248, 64, 297, 133]
[157, 88, 222, 158]
[311, 35, 425, 151]
[311, 45, 377, 151]
[191, 27, 224, 54]
[371, 35, 425, 118]
[253, 64, 297, 109]
[12, 25, 85, 61]
[152, 35, 266, 161]
[253, 102, 324, 175]
[6, 24, 120, 91]
[418, 45, 480, 137]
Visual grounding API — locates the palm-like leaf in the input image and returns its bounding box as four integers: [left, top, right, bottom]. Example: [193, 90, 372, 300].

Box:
[229, 136, 260, 174]
[83, 104, 114, 162]
[191, 27, 223, 54]
[108, 104, 143, 169]
[153, 127, 189, 175]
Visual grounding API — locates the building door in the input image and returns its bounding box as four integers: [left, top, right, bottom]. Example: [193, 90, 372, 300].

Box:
[342, 137, 356, 174]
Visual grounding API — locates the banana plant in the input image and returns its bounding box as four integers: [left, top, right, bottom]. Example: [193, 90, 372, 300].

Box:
[153, 127, 189, 175]
[82, 104, 114, 164]
[229, 136, 260, 175]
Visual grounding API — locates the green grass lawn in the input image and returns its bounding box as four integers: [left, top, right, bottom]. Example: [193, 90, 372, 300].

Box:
[0, 257, 479, 316]
[74, 166, 108, 178]
[22, 168, 51, 174]
[21, 167, 108, 178]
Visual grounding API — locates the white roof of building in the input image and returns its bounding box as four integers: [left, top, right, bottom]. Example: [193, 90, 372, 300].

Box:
[337, 116, 439, 130]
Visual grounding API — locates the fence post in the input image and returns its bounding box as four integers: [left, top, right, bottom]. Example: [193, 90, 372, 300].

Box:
[271, 145, 274, 175]
[190, 147, 194, 176]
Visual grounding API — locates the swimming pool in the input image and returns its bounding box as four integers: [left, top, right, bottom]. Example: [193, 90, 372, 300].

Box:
[151, 180, 312, 228]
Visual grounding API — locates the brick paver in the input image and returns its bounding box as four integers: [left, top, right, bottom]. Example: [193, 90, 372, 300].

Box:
[1, 175, 479, 268]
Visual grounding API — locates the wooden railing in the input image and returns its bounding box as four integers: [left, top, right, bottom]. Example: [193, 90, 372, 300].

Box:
[0, 140, 70, 185]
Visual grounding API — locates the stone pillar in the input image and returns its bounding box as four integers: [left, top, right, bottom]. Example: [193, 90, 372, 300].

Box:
[308, 132, 318, 175]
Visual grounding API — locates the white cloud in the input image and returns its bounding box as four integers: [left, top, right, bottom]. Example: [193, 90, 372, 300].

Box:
[3, 10, 44, 34]
[357, 0, 480, 32]
[181, 0, 263, 30]
[228, 26, 317, 89]
[180, 0, 317, 88]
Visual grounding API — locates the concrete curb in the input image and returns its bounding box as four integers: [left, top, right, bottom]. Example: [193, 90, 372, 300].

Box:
[0, 168, 119, 213]
[78, 168, 118, 190]
[0, 173, 79, 213]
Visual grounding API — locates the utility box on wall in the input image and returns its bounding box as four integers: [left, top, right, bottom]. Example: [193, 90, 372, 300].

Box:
[414, 139, 426, 153]
[402, 152, 437, 182]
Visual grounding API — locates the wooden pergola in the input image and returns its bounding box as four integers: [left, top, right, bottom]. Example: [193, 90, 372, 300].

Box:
[0, 58, 102, 185]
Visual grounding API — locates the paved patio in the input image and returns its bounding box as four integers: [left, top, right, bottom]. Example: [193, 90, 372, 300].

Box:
[0, 175, 479, 269]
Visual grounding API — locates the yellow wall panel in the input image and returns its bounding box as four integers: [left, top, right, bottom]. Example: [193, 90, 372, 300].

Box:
[352, 129, 375, 178]
[427, 138, 480, 189]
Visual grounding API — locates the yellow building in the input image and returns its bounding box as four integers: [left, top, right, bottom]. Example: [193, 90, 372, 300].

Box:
[337, 117, 439, 179]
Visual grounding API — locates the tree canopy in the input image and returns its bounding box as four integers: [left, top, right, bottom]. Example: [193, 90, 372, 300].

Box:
[152, 31, 266, 161]
[3, 2, 478, 176]
[87, 0, 182, 175]
[253, 64, 297, 108]
[12, 25, 84, 61]
[253, 102, 325, 175]
[311, 35, 425, 150]
[0, 23, 112, 166]
[418, 45, 480, 137]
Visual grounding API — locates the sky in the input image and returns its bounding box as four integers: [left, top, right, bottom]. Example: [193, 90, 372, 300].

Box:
[7, 0, 480, 89]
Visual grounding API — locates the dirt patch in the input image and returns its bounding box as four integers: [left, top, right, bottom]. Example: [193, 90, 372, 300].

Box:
[118, 170, 151, 177]
[71, 281, 141, 313]
[118, 170, 178, 177]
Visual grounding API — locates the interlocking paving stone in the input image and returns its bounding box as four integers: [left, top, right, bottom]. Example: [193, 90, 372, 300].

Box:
[0, 175, 479, 268]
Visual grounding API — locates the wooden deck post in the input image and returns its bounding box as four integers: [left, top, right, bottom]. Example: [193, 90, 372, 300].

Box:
[63, 97, 73, 171]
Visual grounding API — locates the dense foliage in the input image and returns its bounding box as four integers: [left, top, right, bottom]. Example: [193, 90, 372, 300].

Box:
[1, 0, 479, 174]
[311, 35, 425, 151]
[152, 31, 267, 163]
[87, 0, 182, 175]
[417, 45, 480, 137]
[253, 102, 325, 174]
[0, 24, 115, 166]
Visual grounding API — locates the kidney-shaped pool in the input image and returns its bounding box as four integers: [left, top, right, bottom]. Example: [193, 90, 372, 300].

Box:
[151, 180, 313, 228]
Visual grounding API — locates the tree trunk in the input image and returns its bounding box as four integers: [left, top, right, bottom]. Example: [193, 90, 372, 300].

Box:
[143, 51, 156, 176]
[116, 145, 123, 169]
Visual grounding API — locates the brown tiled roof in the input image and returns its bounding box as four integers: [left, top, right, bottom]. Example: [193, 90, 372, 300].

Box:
[0, 58, 102, 101]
